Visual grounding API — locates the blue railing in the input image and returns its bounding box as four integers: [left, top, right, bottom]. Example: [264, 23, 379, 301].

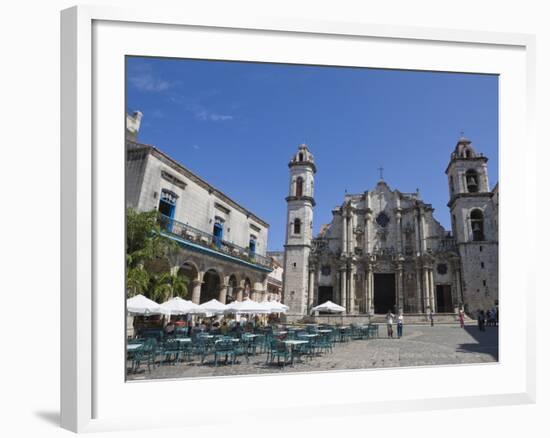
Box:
[158, 214, 272, 268]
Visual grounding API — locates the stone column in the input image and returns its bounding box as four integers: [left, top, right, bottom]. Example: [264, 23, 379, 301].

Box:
[396, 264, 404, 313]
[413, 214, 421, 255]
[370, 268, 374, 315]
[340, 268, 347, 313]
[235, 286, 244, 302]
[349, 264, 356, 314]
[191, 279, 202, 304]
[419, 210, 427, 253]
[396, 210, 403, 254]
[415, 267, 423, 313]
[363, 212, 371, 255]
[423, 267, 430, 313]
[218, 283, 228, 304]
[363, 269, 369, 314]
[307, 268, 315, 311]
[347, 214, 352, 254]
[262, 276, 269, 302]
[350, 211, 356, 254]
[454, 267, 463, 307]
[341, 213, 348, 254]
[429, 269, 436, 312]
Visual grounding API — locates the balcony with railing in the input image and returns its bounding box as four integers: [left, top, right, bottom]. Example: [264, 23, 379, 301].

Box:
[158, 214, 272, 270]
[436, 237, 458, 252]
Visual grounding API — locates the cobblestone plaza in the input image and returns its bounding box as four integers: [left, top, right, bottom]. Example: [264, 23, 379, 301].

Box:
[127, 324, 498, 381]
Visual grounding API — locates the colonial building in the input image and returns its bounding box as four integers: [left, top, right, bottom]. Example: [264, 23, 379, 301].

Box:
[282, 139, 498, 318]
[266, 256, 284, 300]
[126, 111, 275, 304]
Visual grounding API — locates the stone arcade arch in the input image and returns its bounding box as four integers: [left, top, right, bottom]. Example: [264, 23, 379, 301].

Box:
[227, 274, 239, 303]
[243, 277, 252, 299]
[200, 269, 221, 304]
[177, 262, 199, 300]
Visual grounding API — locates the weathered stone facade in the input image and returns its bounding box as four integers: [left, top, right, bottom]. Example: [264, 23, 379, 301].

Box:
[283, 138, 498, 318]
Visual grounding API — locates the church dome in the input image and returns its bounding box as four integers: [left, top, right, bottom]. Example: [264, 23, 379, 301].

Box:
[288, 143, 316, 172]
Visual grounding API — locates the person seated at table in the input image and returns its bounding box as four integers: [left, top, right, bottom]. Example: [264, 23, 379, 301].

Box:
[220, 320, 229, 335]
[231, 321, 243, 335]
[174, 319, 186, 327]
[164, 321, 176, 336]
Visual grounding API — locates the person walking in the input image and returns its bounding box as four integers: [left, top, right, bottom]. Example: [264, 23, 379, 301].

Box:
[397, 313, 404, 338]
[458, 308, 465, 329]
[429, 309, 434, 327]
[485, 309, 493, 327]
[385, 310, 395, 338]
[478, 310, 486, 332]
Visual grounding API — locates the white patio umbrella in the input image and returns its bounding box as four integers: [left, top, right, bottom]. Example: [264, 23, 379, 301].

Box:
[312, 300, 346, 324]
[193, 298, 227, 315]
[160, 297, 200, 315]
[312, 300, 345, 313]
[261, 300, 289, 314]
[127, 294, 164, 315]
[226, 298, 270, 314]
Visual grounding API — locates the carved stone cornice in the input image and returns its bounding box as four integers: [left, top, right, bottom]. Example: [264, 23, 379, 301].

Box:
[285, 195, 316, 207]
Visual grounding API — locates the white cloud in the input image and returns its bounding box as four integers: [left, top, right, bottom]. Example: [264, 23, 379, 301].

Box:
[150, 109, 164, 119]
[209, 113, 233, 121]
[187, 103, 233, 122]
[129, 73, 172, 92]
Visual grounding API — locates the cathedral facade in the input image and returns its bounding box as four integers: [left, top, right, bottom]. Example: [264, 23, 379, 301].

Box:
[282, 139, 498, 318]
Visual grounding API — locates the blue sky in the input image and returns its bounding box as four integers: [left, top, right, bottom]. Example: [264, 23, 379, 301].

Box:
[126, 56, 498, 251]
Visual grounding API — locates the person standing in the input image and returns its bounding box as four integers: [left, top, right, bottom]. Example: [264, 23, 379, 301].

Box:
[478, 310, 486, 332]
[397, 313, 404, 338]
[385, 310, 395, 338]
[429, 309, 434, 327]
[458, 308, 465, 329]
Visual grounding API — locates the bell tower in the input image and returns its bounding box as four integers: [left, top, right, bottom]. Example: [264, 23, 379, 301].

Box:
[283, 144, 316, 318]
[446, 136, 498, 313]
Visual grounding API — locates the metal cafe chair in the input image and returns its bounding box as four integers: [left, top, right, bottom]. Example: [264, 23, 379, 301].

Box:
[213, 340, 236, 366]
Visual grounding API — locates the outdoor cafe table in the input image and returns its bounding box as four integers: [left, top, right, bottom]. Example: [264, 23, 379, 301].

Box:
[282, 339, 309, 364]
[127, 344, 143, 351]
[318, 329, 332, 333]
[175, 338, 192, 343]
[300, 334, 318, 338]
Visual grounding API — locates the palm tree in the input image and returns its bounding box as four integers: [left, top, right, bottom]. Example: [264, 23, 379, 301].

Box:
[126, 266, 149, 297]
[149, 273, 189, 302]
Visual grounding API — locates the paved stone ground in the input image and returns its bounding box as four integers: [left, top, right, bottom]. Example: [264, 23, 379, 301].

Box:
[127, 324, 498, 381]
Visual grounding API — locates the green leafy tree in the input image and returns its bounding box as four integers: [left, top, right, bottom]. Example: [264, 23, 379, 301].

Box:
[126, 208, 176, 269]
[126, 266, 150, 297]
[149, 272, 190, 302]
[126, 208, 181, 300]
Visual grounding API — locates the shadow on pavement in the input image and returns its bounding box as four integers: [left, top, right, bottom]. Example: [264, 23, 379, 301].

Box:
[456, 325, 499, 361]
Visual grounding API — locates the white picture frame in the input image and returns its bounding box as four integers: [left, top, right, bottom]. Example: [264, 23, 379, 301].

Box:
[61, 5, 536, 433]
